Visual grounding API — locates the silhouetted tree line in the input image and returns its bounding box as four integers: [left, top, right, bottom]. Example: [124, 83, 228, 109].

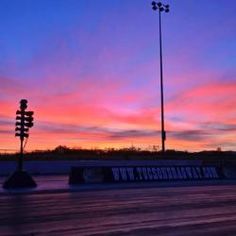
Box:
[0, 145, 236, 164]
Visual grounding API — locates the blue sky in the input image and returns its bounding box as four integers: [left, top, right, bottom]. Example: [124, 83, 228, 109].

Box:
[0, 0, 236, 151]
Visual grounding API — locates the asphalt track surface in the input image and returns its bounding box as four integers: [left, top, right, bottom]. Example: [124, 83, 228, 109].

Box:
[1, 184, 236, 236]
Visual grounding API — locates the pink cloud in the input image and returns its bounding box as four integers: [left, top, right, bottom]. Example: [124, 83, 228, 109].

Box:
[166, 80, 236, 122]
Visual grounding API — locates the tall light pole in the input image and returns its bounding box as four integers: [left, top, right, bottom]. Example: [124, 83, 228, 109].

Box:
[151, 1, 169, 153]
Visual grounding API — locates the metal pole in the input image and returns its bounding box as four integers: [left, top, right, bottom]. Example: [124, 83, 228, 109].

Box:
[18, 137, 24, 171]
[158, 10, 166, 152]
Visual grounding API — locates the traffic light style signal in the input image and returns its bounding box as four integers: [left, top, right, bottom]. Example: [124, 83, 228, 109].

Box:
[15, 99, 34, 139]
[2, 99, 37, 188]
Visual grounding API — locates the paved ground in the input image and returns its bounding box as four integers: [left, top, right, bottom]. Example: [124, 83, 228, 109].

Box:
[1, 180, 236, 235]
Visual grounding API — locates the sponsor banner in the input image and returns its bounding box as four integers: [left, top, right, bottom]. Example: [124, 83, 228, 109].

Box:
[69, 166, 223, 184]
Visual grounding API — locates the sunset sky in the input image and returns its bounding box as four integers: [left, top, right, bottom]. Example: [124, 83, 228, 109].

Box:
[0, 0, 236, 152]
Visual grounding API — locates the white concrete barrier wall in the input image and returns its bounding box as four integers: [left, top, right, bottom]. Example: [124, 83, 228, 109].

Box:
[0, 160, 202, 176]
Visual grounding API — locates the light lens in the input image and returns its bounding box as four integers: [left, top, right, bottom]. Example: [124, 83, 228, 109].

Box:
[152, 5, 158, 10]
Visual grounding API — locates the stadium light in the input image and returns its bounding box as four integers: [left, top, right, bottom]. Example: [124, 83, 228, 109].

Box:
[151, 1, 169, 152]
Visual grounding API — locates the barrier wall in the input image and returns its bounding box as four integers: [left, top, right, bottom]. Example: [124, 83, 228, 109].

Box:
[69, 165, 224, 184]
[0, 160, 202, 176]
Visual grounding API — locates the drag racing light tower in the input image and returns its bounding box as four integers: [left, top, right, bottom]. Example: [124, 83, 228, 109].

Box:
[3, 99, 37, 189]
[15, 99, 34, 171]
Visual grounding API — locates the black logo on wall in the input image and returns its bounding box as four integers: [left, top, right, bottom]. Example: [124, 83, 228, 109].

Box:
[82, 168, 104, 183]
